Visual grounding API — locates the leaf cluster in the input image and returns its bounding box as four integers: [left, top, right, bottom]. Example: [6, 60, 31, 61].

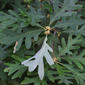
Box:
[0, 0, 85, 85]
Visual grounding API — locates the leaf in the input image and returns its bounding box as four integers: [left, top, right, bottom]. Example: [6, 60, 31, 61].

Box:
[25, 29, 42, 49]
[11, 55, 25, 62]
[0, 12, 18, 31]
[4, 63, 27, 79]
[0, 29, 43, 52]
[64, 50, 85, 70]
[41, 80, 47, 85]
[53, 15, 85, 28]
[21, 77, 35, 84]
[49, 0, 81, 25]
[65, 25, 85, 36]
[29, 7, 44, 25]
[21, 77, 41, 85]
[22, 36, 54, 80]
[46, 70, 57, 82]
[78, 25, 85, 36]
[0, 45, 7, 60]
[56, 64, 65, 75]
[12, 68, 26, 79]
[57, 75, 73, 85]
[63, 64, 85, 85]
[58, 34, 81, 56]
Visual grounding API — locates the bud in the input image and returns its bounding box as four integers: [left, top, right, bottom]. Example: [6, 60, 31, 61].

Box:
[53, 57, 58, 63]
[47, 14, 50, 18]
[57, 32, 61, 37]
[45, 30, 50, 35]
[27, 5, 30, 8]
[45, 26, 51, 31]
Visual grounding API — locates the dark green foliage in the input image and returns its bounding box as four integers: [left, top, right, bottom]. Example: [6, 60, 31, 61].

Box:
[0, 0, 85, 85]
